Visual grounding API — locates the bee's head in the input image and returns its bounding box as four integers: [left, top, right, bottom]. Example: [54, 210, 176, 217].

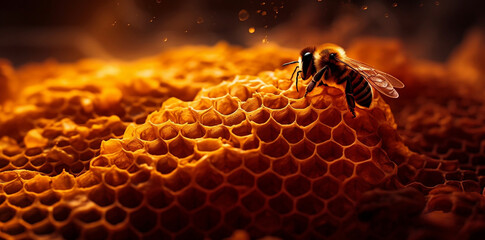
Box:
[299, 47, 316, 80]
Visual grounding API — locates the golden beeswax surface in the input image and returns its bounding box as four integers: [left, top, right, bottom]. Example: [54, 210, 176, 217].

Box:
[0, 37, 484, 240]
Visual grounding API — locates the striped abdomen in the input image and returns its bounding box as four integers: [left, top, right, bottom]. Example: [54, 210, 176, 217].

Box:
[337, 69, 373, 108]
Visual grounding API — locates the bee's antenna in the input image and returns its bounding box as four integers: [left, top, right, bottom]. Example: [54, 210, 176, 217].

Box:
[290, 66, 299, 81]
[282, 60, 298, 67]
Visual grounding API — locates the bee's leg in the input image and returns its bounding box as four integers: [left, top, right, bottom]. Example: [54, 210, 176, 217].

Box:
[305, 66, 327, 97]
[345, 79, 356, 118]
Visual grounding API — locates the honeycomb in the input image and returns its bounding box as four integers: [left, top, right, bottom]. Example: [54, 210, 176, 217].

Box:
[0, 36, 484, 239]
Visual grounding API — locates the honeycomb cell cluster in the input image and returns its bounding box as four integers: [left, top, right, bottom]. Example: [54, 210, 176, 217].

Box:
[0, 36, 485, 240]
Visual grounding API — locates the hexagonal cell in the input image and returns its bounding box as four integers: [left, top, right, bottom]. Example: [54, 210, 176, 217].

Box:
[225, 207, 252, 229]
[8, 192, 35, 208]
[164, 168, 191, 192]
[332, 124, 356, 146]
[160, 206, 190, 233]
[248, 108, 270, 124]
[319, 107, 342, 127]
[130, 206, 158, 233]
[263, 94, 288, 110]
[241, 96, 262, 112]
[106, 206, 127, 225]
[297, 194, 325, 214]
[0, 205, 16, 222]
[313, 176, 340, 199]
[181, 123, 206, 139]
[256, 120, 281, 143]
[241, 190, 266, 212]
[415, 170, 445, 187]
[52, 204, 72, 222]
[282, 213, 309, 236]
[296, 108, 318, 127]
[272, 108, 296, 125]
[356, 162, 386, 185]
[329, 159, 355, 181]
[272, 156, 298, 176]
[205, 126, 231, 140]
[291, 140, 316, 160]
[269, 193, 293, 214]
[147, 188, 174, 209]
[74, 208, 102, 223]
[210, 186, 239, 209]
[257, 172, 282, 196]
[104, 169, 129, 187]
[227, 168, 255, 188]
[39, 191, 61, 206]
[195, 162, 224, 190]
[345, 144, 371, 162]
[285, 175, 311, 197]
[223, 110, 246, 126]
[317, 141, 343, 162]
[196, 139, 222, 152]
[282, 126, 304, 144]
[328, 196, 354, 218]
[231, 120, 252, 137]
[177, 187, 207, 211]
[147, 139, 169, 156]
[306, 123, 332, 144]
[88, 185, 116, 207]
[200, 109, 223, 126]
[244, 153, 270, 174]
[343, 177, 372, 201]
[193, 206, 221, 230]
[168, 136, 195, 159]
[261, 138, 290, 158]
[190, 98, 212, 111]
[156, 156, 178, 174]
[214, 95, 239, 115]
[159, 124, 179, 141]
[118, 186, 144, 208]
[300, 156, 328, 178]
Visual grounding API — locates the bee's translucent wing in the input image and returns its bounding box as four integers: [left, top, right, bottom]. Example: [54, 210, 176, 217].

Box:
[340, 57, 404, 98]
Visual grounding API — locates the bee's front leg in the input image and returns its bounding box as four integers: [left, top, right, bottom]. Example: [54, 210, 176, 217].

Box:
[305, 66, 328, 97]
[345, 79, 356, 118]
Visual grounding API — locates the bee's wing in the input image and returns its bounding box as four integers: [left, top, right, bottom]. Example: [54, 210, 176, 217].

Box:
[341, 57, 404, 98]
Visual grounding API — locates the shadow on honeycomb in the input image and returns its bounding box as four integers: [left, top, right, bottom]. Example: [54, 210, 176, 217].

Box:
[0, 31, 484, 240]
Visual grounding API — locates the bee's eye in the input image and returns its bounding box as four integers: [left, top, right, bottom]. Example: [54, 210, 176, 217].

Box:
[329, 53, 336, 58]
[304, 52, 312, 57]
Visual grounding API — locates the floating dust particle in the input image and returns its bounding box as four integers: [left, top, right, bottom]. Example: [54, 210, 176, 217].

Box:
[262, 36, 269, 44]
[257, 10, 261, 13]
[435, 1, 440, 6]
[248, 27, 255, 33]
[112, 20, 117, 26]
[273, 6, 279, 14]
[261, 11, 267, 16]
[163, 37, 168, 42]
[419, 2, 424, 7]
[238, 9, 249, 21]
[261, 2, 266, 5]
[127, 23, 131, 27]
[156, 0, 161, 3]
[196, 17, 204, 24]
[384, 13, 389, 18]
[392, 2, 398, 7]
[264, 25, 268, 29]
[362, 5, 368, 10]
[318, 0, 323, 2]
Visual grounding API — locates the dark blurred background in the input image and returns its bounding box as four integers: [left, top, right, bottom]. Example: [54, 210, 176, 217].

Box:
[0, 0, 483, 65]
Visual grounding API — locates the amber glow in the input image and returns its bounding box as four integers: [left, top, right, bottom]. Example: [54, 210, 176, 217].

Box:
[0, 35, 484, 239]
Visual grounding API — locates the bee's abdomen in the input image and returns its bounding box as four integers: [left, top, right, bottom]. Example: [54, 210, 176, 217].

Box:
[352, 75, 372, 108]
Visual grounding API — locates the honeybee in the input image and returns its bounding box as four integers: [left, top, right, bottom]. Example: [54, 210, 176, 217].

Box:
[283, 43, 404, 117]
